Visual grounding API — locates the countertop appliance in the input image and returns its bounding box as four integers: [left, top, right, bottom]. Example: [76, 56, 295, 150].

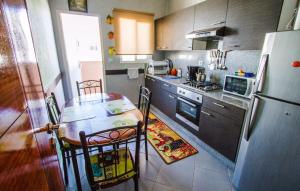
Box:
[187, 66, 205, 81]
[176, 87, 202, 131]
[148, 60, 168, 75]
[182, 81, 222, 92]
[236, 30, 300, 191]
[223, 75, 256, 99]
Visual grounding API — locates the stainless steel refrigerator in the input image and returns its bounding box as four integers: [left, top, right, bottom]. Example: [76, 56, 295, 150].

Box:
[237, 30, 300, 191]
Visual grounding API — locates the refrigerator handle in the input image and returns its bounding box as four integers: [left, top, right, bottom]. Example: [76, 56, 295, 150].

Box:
[255, 54, 269, 93]
[244, 95, 260, 141]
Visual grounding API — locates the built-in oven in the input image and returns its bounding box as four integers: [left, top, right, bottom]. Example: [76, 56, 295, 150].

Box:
[176, 87, 203, 131]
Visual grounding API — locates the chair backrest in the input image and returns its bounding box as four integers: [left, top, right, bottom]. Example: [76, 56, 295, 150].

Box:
[46, 92, 61, 124]
[76, 79, 103, 96]
[138, 86, 152, 129]
[79, 121, 143, 188]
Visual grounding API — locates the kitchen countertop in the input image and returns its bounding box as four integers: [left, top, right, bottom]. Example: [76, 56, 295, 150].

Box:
[146, 74, 250, 110]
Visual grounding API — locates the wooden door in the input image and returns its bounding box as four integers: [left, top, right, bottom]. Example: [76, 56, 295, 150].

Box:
[0, 0, 64, 190]
[194, 0, 228, 30]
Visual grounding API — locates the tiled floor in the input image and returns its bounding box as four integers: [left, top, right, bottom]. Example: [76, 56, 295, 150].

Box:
[64, 109, 236, 191]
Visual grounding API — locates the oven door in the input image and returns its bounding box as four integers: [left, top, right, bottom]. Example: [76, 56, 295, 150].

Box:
[176, 96, 201, 130]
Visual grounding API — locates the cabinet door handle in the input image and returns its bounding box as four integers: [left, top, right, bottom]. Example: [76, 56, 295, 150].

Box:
[244, 95, 260, 141]
[213, 102, 225, 108]
[255, 54, 269, 93]
[211, 21, 225, 26]
[227, 44, 241, 48]
[201, 110, 212, 116]
[169, 95, 175, 99]
[163, 83, 170, 87]
[178, 97, 196, 107]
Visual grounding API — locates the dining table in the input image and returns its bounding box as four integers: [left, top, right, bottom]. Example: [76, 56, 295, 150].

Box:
[58, 93, 143, 191]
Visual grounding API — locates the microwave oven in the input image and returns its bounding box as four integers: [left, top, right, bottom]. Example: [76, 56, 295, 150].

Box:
[223, 75, 256, 99]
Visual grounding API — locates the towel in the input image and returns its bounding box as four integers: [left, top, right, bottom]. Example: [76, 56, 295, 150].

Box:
[127, 68, 139, 79]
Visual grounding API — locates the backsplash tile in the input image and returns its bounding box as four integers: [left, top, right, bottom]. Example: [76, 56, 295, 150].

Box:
[162, 50, 262, 84]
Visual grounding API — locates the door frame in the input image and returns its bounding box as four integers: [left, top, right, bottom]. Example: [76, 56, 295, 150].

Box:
[56, 10, 106, 100]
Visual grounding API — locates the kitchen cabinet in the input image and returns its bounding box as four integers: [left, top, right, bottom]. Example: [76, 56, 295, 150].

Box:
[155, 18, 168, 50]
[199, 96, 245, 162]
[194, 0, 228, 30]
[161, 81, 177, 95]
[223, 0, 283, 50]
[155, 6, 194, 51]
[161, 90, 177, 120]
[199, 107, 242, 161]
[202, 96, 245, 125]
[145, 76, 177, 119]
[145, 76, 161, 108]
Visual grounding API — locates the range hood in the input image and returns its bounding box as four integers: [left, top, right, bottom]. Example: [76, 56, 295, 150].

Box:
[186, 26, 225, 40]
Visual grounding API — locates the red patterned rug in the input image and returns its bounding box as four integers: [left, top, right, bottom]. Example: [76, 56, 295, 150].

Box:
[147, 113, 198, 164]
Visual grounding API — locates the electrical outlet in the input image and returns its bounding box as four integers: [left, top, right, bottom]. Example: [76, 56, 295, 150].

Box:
[198, 60, 204, 66]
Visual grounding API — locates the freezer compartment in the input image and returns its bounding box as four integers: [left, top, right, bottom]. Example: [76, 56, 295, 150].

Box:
[255, 30, 300, 104]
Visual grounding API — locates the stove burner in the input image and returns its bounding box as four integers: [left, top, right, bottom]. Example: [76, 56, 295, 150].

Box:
[183, 81, 222, 91]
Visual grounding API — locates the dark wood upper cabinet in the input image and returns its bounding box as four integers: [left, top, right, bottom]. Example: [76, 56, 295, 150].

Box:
[194, 0, 228, 30]
[155, 6, 194, 51]
[223, 0, 284, 50]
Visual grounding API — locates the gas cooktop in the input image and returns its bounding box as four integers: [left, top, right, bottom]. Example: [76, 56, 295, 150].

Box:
[182, 81, 222, 92]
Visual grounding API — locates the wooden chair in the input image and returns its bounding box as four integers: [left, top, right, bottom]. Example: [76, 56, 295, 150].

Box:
[76, 79, 103, 96]
[137, 86, 152, 160]
[46, 92, 70, 185]
[79, 121, 143, 191]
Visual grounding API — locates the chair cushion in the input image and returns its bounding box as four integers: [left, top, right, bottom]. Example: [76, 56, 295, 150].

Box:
[89, 148, 135, 186]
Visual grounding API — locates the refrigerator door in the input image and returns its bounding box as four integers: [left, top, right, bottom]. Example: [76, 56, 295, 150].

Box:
[255, 30, 300, 104]
[238, 96, 300, 191]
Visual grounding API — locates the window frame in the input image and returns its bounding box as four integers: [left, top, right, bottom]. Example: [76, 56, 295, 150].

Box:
[120, 55, 152, 64]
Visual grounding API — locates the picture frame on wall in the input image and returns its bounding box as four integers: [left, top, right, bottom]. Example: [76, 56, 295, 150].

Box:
[68, 0, 87, 12]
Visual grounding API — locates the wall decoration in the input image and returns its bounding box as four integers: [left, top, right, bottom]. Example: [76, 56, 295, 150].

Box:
[68, 0, 87, 12]
[105, 14, 114, 24]
[107, 31, 114, 40]
[108, 47, 116, 56]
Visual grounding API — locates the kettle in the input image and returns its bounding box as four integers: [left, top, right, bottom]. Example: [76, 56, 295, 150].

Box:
[196, 68, 206, 82]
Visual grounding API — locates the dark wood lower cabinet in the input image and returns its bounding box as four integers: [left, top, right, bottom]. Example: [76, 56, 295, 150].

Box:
[145, 76, 245, 162]
[160, 90, 177, 120]
[199, 107, 243, 162]
[145, 76, 161, 109]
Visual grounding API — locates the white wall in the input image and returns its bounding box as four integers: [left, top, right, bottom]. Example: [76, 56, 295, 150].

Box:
[48, 0, 167, 102]
[26, 0, 65, 104]
[278, 0, 299, 31]
[26, 0, 60, 89]
[166, 0, 206, 14]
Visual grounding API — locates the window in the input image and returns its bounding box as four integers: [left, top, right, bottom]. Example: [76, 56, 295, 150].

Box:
[121, 55, 152, 63]
[113, 9, 154, 55]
